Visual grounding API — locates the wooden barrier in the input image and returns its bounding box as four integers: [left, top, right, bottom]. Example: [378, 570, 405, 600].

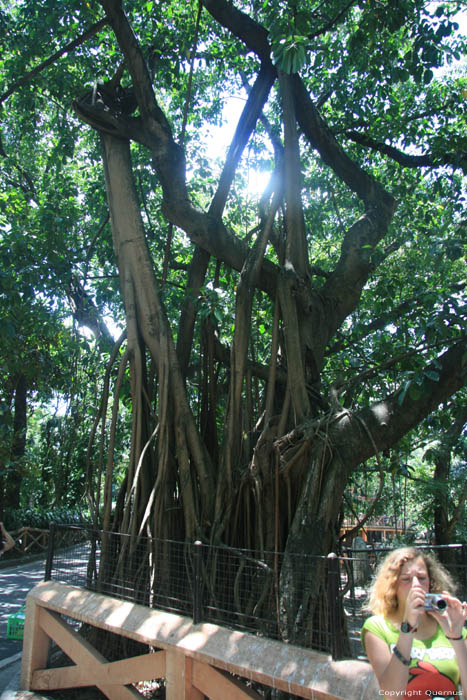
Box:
[12, 527, 49, 553]
[21, 581, 379, 700]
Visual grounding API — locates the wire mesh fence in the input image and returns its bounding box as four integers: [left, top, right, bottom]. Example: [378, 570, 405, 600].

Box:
[44, 524, 467, 661]
[45, 524, 339, 655]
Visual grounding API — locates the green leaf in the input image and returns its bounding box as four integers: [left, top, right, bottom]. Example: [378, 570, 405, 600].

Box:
[423, 68, 434, 84]
[409, 384, 422, 401]
[398, 381, 411, 405]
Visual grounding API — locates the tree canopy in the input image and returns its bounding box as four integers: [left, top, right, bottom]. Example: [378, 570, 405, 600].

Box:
[0, 0, 466, 648]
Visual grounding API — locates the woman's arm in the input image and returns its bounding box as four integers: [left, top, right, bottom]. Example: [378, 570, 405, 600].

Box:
[429, 594, 467, 697]
[364, 628, 415, 697]
[449, 637, 467, 698]
[0, 522, 15, 552]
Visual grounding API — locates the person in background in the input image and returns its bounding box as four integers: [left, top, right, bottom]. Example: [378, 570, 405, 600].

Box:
[361, 546, 467, 699]
[0, 522, 15, 555]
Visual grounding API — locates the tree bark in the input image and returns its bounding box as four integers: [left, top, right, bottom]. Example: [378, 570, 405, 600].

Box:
[432, 406, 467, 565]
[6, 373, 27, 508]
[100, 132, 216, 539]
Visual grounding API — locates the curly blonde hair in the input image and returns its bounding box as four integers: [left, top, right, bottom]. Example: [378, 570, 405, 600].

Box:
[364, 547, 457, 618]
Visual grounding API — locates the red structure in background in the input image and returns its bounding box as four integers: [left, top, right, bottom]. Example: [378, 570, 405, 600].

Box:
[340, 517, 422, 546]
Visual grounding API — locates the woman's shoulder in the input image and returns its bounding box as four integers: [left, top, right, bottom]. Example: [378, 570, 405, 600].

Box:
[361, 615, 398, 641]
[362, 615, 391, 630]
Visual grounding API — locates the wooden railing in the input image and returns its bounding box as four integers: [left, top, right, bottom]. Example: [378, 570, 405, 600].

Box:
[21, 581, 379, 700]
[10, 527, 49, 553]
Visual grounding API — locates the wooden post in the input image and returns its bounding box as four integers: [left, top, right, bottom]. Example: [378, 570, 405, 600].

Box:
[165, 648, 204, 700]
[185, 658, 204, 700]
[20, 599, 50, 690]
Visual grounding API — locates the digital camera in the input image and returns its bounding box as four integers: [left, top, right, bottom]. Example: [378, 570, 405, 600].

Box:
[424, 593, 447, 611]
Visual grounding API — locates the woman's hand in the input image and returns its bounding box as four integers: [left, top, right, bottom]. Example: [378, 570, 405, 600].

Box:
[403, 576, 426, 627]
[428, 592, 467, 638]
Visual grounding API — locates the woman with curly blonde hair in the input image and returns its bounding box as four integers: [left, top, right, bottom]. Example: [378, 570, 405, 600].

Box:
[361, 547, 467, 699]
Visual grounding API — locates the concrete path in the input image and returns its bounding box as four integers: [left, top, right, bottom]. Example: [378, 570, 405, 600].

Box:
[0, 557, 46, 661]
[0, 654, 21, 699]
[0, 556, 47, 698]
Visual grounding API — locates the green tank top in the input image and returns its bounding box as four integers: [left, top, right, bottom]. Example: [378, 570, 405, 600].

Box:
[361, 615, 467, 699]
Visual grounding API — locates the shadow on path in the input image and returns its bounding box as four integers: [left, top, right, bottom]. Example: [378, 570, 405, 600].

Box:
[0, 558, 46, 662]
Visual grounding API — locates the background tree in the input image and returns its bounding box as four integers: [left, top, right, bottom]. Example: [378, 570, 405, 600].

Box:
[422, 402, 467, 559]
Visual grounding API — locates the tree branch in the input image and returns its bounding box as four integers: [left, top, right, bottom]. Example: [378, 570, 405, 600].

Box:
[200, 0, 271, 62]
[291, 76, 396, 211]
[327, 281, 466, 355]
[278, 70, 309, 277]
[209, 62, 276, 218]
[345, 130, 467, 172]
[201, 0, 398, 344]
[333, 340, 467, 474]
[308, 0, 359, 40]
[0, 18, 109, 107]
[85, 0, 280, 299]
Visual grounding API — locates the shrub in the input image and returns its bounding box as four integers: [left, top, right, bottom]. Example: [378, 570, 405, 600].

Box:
[4, 506, 90, 531]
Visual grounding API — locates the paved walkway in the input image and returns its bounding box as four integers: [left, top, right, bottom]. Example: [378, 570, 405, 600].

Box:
[0, 556, 48, 699]
[0, 557, 46, 662]
[0, 637, 49, 700]
[0, 654, 21, 699]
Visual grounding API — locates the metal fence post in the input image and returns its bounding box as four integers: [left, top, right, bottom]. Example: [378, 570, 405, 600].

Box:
[44, 521, 56, 581]
[192, 540, 203, 624]
[327, 552, 345, 660]
[461, 544, 467, 594]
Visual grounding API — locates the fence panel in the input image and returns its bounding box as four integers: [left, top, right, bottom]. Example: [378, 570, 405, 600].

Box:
[45, 525, 467, 661]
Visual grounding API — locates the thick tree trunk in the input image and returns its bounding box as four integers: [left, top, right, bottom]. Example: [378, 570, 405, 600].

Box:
[432, 407, 467, 567]
[100, 132, 216, 541]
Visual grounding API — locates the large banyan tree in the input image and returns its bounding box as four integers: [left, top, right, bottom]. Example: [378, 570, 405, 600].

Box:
[2, 0, 466, 650]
